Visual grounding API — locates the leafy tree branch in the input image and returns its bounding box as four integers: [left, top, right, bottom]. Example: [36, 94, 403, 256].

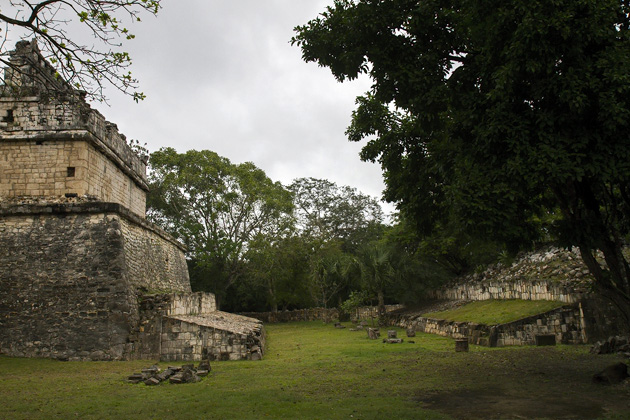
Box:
[0, 0, 160, 102]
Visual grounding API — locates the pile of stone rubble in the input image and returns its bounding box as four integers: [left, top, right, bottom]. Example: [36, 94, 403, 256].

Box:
[128, 360, 211, 385]
[590, 336, 630, 356]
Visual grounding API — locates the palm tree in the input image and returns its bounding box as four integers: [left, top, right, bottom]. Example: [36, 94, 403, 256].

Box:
[353, 242, 395, 318]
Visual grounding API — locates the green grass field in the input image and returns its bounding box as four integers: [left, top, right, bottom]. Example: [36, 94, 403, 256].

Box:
[1, 321, 629, 420]
[423, 299, 566, 325]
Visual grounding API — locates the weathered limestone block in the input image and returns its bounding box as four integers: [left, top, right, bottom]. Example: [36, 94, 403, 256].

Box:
[367, 328, 380, 340]
[455, 339, 469, 352]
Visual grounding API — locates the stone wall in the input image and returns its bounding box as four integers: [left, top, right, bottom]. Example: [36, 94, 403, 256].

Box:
[429, 280, 583, 304]
[161, 313, 265, 362]
[0, 139, 146, 216]
[0, 202, 192, 360]
[166, 293, 216, 316]
[0, 94, 147, 186]
[389, 305, 586, 346]
[120, 216, 190, 293]
[240, 305, 404, 323]
[1, 41, 147, 193]
[131, 293, 263, 362]
[0, 210, 138, 360]
[428, 247, 591, 304]
[422, 246, 627, 341]
[239, 308, 339, 323]
[1, 47, 149, 218]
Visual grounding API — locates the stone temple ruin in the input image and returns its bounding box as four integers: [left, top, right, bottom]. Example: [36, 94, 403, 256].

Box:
[0, 40, 264, 362]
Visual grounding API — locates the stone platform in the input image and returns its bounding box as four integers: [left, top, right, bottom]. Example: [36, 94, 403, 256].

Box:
[163, 312, 265, 361]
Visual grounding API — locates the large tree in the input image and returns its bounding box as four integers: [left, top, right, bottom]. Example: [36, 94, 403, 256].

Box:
[289, 177, 386, 252]
[147, 147, 294, 308]
[293, 0, 630, 324]
[1, 0, 160, 101]
[243, 235, 313, 312]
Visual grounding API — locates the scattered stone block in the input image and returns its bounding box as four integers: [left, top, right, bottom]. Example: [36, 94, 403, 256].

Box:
[169, 373, 184, 384]
[142, 365, 160, 375]
[367, 328, 380, 340]
[127, 373, 144, 384]
[406, 327, 416, 338]
[144, 377, 160, 386]
[535, 334, 556, 346]
[155, 368, 175, 382]
[179, 366, 201, 384]
[251, 351, 262, 361]
[198, 360, 211, 372]
[455, 338, 469, 352]
[591, 336, 630, 355]
[387, 330, 397, 339]
[334, 322, 346, 329]
[383, 338, 403, 344]
[593, 363, 629, 385]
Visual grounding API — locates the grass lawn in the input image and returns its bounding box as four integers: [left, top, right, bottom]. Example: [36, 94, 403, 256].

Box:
[423, 299, 566, 325]
[1, 321, 629, 419]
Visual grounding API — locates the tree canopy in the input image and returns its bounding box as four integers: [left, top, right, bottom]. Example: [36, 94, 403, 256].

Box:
[147, 147, 294, 308]
[1, 0, 160, 101]
[289, 177, 386, 252]
[293, 0, 630, 323]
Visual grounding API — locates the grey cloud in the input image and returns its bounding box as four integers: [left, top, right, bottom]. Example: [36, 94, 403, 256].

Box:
[97, 1, 393, 214]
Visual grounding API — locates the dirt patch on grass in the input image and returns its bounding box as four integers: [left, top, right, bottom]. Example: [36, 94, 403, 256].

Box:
[406, 347, 630, 419]
[418, 386, 604, 419]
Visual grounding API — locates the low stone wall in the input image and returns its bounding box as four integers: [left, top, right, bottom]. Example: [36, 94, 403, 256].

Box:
[167, 293, 216, 316]
[428, 280, 583, 304]
[240, 305, 404, 323]
[353, 304, 404, 320]
[239, 308, 339, 323]
[388, 305, 586, 346]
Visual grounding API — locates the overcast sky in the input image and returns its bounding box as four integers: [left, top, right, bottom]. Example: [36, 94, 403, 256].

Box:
[88, 1, 394, 214]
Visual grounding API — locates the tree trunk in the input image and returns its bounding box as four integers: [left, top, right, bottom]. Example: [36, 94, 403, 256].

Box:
[553, 181, 630, 331]
[377, 290, 385, 318]
[579, 245, 630, 328]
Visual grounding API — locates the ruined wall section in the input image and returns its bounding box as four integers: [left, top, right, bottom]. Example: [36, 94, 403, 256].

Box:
[0, 210, 139, 361]
[0, 95, 148, 217]
[120, 215, 190, 293]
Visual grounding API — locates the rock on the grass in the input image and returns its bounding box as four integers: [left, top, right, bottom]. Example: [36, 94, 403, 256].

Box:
[593, 363, 629, 385]
[591, 336, 630, 355]
[367, 328, 380, 340]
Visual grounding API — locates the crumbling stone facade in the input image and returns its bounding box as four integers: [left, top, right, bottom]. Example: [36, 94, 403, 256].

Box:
[0, 40, 264, 361]
[389, 247, 626, 345]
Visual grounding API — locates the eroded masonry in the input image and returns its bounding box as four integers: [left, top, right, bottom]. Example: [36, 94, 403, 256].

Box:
[0, 40, 264, 361]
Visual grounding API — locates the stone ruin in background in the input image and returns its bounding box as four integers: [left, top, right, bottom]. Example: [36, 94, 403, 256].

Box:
[0, 40, 264, 362]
